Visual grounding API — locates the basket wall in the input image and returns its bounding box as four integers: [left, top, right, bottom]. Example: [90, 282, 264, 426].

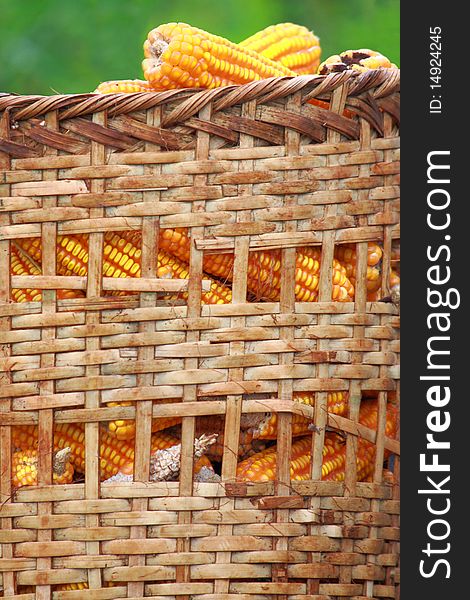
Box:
[0, 72, 400, 599]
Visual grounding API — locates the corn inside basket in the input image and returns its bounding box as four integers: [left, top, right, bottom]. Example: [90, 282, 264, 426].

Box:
[0, 69, 400, 599]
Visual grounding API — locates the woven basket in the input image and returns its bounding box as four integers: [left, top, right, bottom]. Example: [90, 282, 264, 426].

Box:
[0, 70, 400, 600]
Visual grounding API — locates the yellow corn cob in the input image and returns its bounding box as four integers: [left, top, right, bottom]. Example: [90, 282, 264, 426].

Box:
[94, 79, 153, 93]
[298, 248, 354, 302]
[106, 400, 181, 441]
[235, 432, 370, 482]
[324, 399, 398, 479]
[13, 424, 134, 479]
[335, 241, 383, 268]
[359, 399, 398, 445]
[14, 237, 42, 265]
[319, 49, 398, 75]
[159, 229, 354, 302]
[248, 391, 349, 440]
[14, 235, 89, 278]
[10, 244, 84, 302]
[321, 432, 376, 482]
[143, 22, 295, 90]
[235, 436, 312, 482]
[11, 448, 74, 488]
[12, 425, 209, 480]
[236, 399, 398, 482]
[240, 22, 321, 75]
[335, 242, 383, 294]
[10, 245, 43, 303]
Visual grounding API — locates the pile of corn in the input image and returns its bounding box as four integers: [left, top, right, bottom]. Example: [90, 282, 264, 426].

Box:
[12, 231, 399, 304]
[93, 21, 397, 93]
[11, 396, 397, 488]
[8, 21, 399, 490]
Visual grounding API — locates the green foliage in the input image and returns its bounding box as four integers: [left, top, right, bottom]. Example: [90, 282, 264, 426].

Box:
[0, 0, 399, 95]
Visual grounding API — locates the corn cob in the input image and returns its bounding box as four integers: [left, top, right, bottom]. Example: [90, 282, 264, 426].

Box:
[12, 425, 210, 481]
[12, 423, 135, 479]
[236, 436, 310, 482]
[324, 399, 398, 480]
[245, 391, 349, 440]
[14, 235, 89, 277]
[13, 423, 94, 475]
[359, 399, 398, 447]
[53, 583, 89, 591]
[235, 432, 372, 482]
[15, 233, 148, 281]
[240, 22, 321, 75]
[336, 241, 383, 268]
[236, 399, 398, 482]
[94, 79, 153, 93]
[11, 448, 74, 488]
[106, 400, 181, 441]
[160, 229, 354, 302]
[143, 22, 295, 90]
[10, 244, 84, 303]
[322, 431, 376, 482]
[298, 249, 354, 302]
[319, 49, 398, 75]
[335, 242, 383, 294]
[10, 245, 42, 303]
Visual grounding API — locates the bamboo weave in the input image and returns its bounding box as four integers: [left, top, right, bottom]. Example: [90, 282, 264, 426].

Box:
[0, 70, 400, 600]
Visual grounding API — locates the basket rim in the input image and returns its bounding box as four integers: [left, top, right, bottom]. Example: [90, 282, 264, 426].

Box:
[0, 68, 400, 123]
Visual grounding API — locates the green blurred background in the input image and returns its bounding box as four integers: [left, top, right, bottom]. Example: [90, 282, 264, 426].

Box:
[0, 0, 399, 95]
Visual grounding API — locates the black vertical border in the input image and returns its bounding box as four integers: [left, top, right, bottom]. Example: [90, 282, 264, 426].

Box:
[401, 1, 466, 597]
